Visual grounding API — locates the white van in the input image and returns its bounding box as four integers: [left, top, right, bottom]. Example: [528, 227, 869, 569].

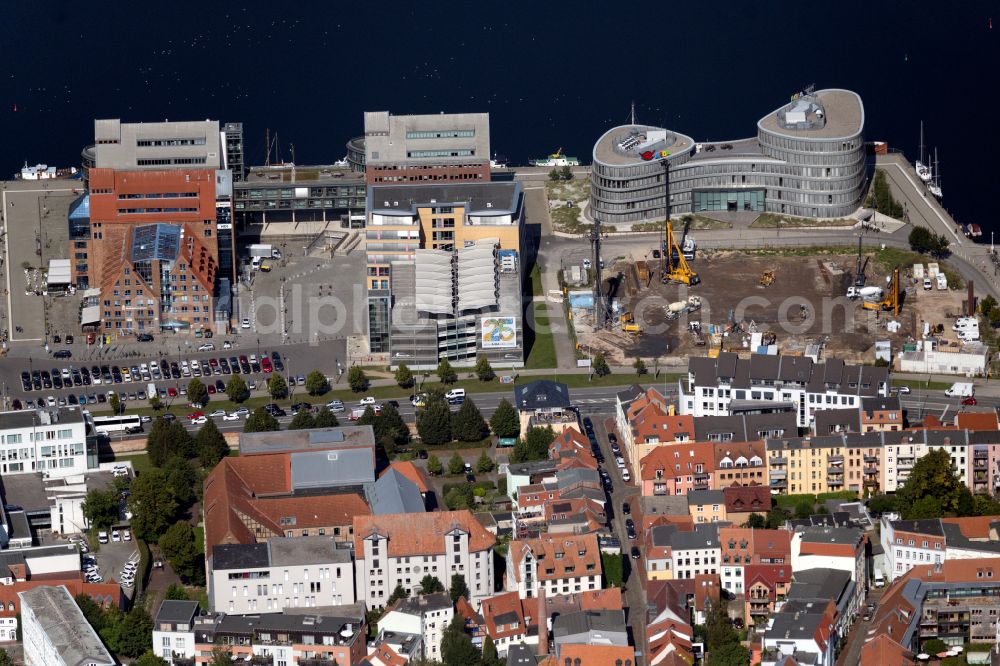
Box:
[923, 277, 932, 290]
[251, 256, 263, 270]
[445, 388, 466, 401]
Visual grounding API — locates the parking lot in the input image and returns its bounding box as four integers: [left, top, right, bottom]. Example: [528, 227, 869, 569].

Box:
[240, 253, 367, 347]
[82, 529, 138, 594]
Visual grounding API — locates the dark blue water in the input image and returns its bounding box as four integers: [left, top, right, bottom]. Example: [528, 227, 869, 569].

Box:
[3, 1, 998, 227]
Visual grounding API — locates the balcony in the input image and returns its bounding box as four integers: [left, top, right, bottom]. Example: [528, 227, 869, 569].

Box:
[693, 481, 710, 491]
[769, 470, 787, 480]
[974, 450, 989, 459]
[864, 466, 879, 475]
[828, 455, 844, 464]
[300, 660, 339, 666]
[864, 455, 879, 463]
[770, 457, 787, 466]
[828, 466, 845, 474]
[828, 477, 844, 486]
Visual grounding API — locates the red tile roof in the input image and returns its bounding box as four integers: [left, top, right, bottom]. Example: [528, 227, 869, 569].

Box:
[0, 579, 122, 617]
[353, 510, 495, 557]
[381, 461, 430, 494]
[941, 516, 995, 539]
[509, 533, 601, 584]
[640, 442, 715, 481]
[860, 634, 915, 666]
[480, 591, 527, 640]
[557, 644, 635, 666]
[957, 412, 1000, 430]
[723, 485, 771, 513]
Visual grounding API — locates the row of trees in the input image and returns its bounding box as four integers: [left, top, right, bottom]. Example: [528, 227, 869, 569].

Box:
[908, 225, 950, 258]
[868, 448, 1000, 519]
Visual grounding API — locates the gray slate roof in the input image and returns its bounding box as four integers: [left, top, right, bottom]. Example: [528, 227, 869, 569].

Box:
[514, 380, 572, 410]
[367, 468, 426, 515]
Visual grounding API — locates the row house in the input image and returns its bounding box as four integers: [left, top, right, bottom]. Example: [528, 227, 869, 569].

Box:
[514, 467, 604, 517]
[766, 436, 849, 495]
[645, 523, 721, 581]
[548, 428, 598, 470]
[506, 533, 602, 599]
[645, 576, 718, 665]
[861, 396, 904, 432]
[475, 591, 534, 656]
[354, 510, 496, 607]
[760, 597, 837, 666]
[723, 485, 772, 524]
[712, 440, 767, 489]
[615, 385, 693, 478]
[682, 352, 889, 429]
[640, 442, 716, 497]
[687, 490, 726, 525]
[718, 528, 791, 597]
[792, 526, 867, 595]
[743, 565, 792, 630]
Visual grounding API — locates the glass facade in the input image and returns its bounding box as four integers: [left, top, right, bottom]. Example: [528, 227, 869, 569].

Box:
[694, 189, 766, 212]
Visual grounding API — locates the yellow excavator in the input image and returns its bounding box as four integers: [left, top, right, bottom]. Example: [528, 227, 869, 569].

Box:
[862, 266, 901, 316]
[662, 221, 700, 285]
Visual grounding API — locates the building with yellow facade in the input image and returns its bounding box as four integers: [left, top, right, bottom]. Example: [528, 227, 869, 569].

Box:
[365, 182, 525, 368]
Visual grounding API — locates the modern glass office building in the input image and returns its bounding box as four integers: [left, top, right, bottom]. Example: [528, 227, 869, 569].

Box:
[590, 89, 866, 224]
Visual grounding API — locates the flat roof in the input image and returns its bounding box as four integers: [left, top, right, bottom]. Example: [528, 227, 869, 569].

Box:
[368, 181, 521, 215]
[239, 426, 376, 455]
[18, 585, 115, 666]
[592, 124, 695, 167]
[2, 474, 55, 514]
[241, 164, 364, 186]
[758, 89, 864, 140]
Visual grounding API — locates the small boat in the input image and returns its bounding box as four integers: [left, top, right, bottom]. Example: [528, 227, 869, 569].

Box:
[967, 224, 983, 239]
[916, 121, 932, 182]
[490, 154, 508, 169]
[530, 147, 580, 167]
[928, 147, 943, 199]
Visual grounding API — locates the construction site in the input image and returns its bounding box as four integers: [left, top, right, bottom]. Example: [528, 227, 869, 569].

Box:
[570, 225, 974, 366]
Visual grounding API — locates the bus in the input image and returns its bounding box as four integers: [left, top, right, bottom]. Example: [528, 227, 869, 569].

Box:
[92, 415, 144, 436]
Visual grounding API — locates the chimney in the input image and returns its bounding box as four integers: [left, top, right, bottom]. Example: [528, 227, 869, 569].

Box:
[537, 590, 549, 656]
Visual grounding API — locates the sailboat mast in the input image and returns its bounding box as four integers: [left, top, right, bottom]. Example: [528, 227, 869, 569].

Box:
[630, 101, 636, 125]
[919, 121, 925, 165]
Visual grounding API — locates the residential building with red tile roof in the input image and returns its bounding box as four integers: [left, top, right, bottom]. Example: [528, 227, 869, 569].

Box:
[542, 497, 606, 535]
[554, 643, 635, 666]
[956, 410, 1000, 431]
[621, 387, 695, 479]
[640, 442, 716, 497]
[203, 453, 371, 559]
[354, 511, 495, 607]
[712, 440, 767, 489]
[743, 564, 792, 629]
[723, 485, 772, 524]
[549, 428, 597, 469]
[859, 634, 915, 666]
[479, 591, 536, 656]
[506, 533, 602, 599]
[719, 528, 791, 596]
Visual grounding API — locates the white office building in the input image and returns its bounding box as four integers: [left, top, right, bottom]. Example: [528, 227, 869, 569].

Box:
[153, 599, 199, 664]
[0, 408, 97, 478]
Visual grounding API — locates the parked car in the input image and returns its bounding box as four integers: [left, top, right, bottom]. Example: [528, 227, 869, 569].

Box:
[962, 396, 978, 406]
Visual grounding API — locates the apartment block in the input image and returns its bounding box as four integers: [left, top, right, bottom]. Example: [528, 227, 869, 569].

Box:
[718, 528, 791, 597]
[682, 352, 889, 428]
[378, 592, 453, 662]
[506, 533, 602, 599]
[19, 585, 115, 666]
[766, 436, 850, 495]
[209, 537, 355, 614]
[153, 600, 198, 664]
[354, 511, 495, 607]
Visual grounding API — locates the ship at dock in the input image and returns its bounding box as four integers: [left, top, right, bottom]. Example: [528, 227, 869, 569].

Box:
[530, 148, 580, 167]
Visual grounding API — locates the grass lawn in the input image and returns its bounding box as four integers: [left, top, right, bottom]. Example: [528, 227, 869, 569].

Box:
[525, 305, 557, 370]
[113, 452, 154, 476]
[750, 213, 857, 228]
[194, 526, 205, 555]
[893, 378, 955, 391]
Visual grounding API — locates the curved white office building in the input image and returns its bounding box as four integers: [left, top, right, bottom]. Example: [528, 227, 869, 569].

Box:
[590, 88, 866, 223]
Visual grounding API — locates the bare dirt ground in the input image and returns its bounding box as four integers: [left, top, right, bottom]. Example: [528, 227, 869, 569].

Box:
[580, 251, 968, 363]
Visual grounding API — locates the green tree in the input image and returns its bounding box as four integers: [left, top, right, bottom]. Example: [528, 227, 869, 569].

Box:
[209, 648, 235, 666]
[444, 485, 474, 510]
[448, 453, 467, 476]
[117, 606, 155, 658]
[395, 363, 414, 389]
[449, 574, 470, 604]
[708, 642, 751, 666]
[146, 417, 195, 466]
[474, 356, 495, 382]
[187, 378, 208, 407]
[356, 405, 377, 427]
[160, 521, 204, 585]
[867, 493, 898, 515]
[244, 407, 280, 433]
[548, 168, 560, 182]
[163, 583, 191, 601]
[373, 403, 410, 458]
[743, 513, 766, 529]
[593, 351, 611, 377]
[427, 454, 444, 476]
[475, 451, 495, 474]
[149, 395, 163, 411]
[305, 370, 329, 396]
[417, 392, 452, 445]
[289, 408, 317, 430]
[908, 495, 944, 519]
[225, 375, 248, 402]
[602, 552, 624, 587]
[794, 500, 814, 519]
[634, 357, 647, 375]
[765, 507, 789, 529]
[908, 225, 936, 253]
[135, 652, 170, 666]
[420, 575, 445, 594]
[75, 593, 110, 634]
[196, 419, 229, 468]
[489, 398, 520, 438]
[267, 373, 288, 399]
[560, 165, 573, 181]
[870, 169, 905, 219]
[82, 488, 119, 530]
[128, 468, 179, 541]
[437, 358, 458, 384]
[922, 639, 947, 656]
[980, 295, 998, 320]
[314, 406, 340, 428]
[482, 635, 502, 666]
[452, 398, 487, 442]
[974, 494, 1000, 516]
[348, 366, 369, 392]
[109, 393, 121, 416]
[524, 425, 556, 460]
[386, 583, 408, 608]
[706, 598, 738, 650]
[896, 448, 965, 517]
[441, 613, 480, 666]
[163, 456, 197, 510]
